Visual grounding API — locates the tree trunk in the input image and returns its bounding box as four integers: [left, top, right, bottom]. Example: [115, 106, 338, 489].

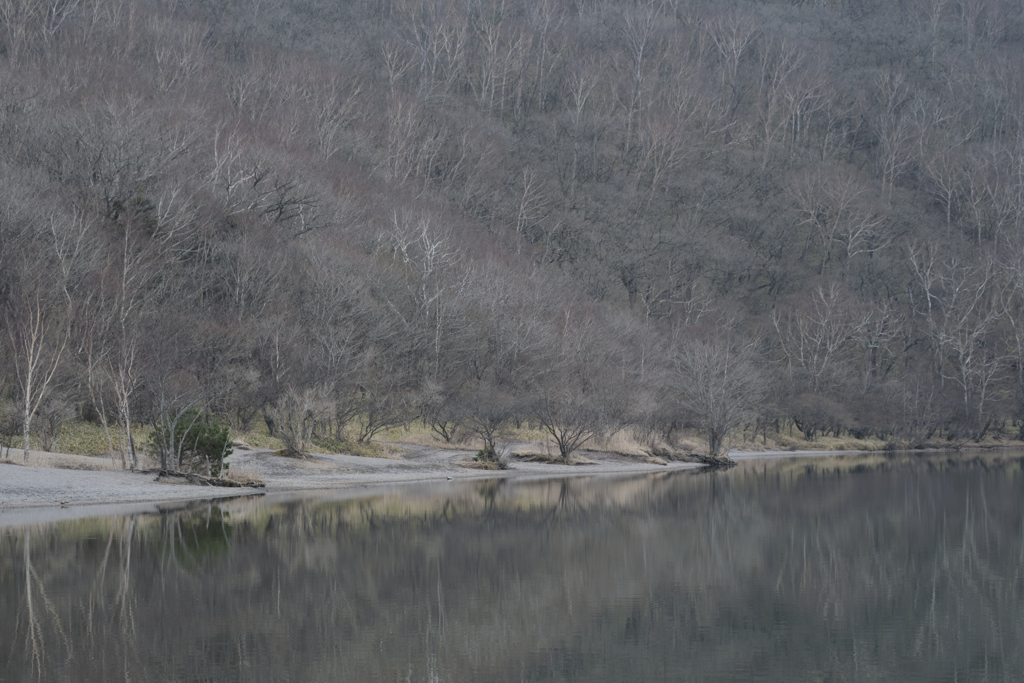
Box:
[22, 365, 32, 461]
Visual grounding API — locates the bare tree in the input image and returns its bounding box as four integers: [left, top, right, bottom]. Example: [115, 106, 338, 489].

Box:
[266, 385, 334, 456]
[298, 67, 364, 161]
[773, 283, 867, 393]
[789, 165, 890, 273]
[76, 292, 121, 466]
[908, 243, 1005, 438]
[531, 385, 609, 461]
[381, 40, 415, 99]
[923, 143, 967, 226]
[460, 387, 516, 464]
[619, 5, 657, 155]
[704, 10, 758, 113]
[632, 79, 700, 201]
[446, 262, 552, 461]
[513, 166, 549, 251]
[353, 373, 413, 444]
[672, 334, 764, 463]
[997, 240, 1024, 436]
[94, 195, 193, 468]
[754, 36, 805, 169]
[400, 0, 468, 106]
[2, 209, 85, 459]
[871, 72, 915, 202]
[528, 307, 619, 461]
[381, 209, 468, 381]
[564, 61, 599, 202]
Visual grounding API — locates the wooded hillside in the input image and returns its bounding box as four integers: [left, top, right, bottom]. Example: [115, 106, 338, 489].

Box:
[2, 0, 1023, 462]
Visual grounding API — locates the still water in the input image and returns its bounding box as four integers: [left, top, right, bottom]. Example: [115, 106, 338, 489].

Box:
[2, 452, 1023, 682]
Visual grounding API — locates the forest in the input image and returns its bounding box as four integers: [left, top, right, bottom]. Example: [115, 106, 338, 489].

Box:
[2, 0, 1024, 466]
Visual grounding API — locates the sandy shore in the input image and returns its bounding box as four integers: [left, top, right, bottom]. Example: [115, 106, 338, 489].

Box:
[0, 443, 847, 528]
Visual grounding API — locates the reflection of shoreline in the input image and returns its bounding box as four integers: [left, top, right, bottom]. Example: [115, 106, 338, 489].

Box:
[0, 494, 262, 530]
[2, 456, 1021, 683]
[0, 471, 696, 533]
[6, 449, 1022, 534]
[734, 447, 1024, 476]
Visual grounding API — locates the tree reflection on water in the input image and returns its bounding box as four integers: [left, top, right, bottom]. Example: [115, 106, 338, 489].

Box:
[2, 452, 1023, 682]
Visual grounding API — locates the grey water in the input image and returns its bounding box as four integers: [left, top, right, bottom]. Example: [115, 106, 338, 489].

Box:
[2, 452, 1023, 682]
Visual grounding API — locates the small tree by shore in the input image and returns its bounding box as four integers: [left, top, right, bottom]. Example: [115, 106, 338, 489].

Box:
[150, 409, 233, 476]
[673, 337, 765, 464]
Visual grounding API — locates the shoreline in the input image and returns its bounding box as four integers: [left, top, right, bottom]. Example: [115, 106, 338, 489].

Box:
[0, 442, 977, 528]
[0, 443, 704, 508]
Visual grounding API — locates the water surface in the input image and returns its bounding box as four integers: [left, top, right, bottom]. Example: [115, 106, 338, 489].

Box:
[3, 451, 1023, 682]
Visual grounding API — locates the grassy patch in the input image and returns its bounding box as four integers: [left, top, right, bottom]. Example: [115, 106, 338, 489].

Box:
[16, 419, 158, 457]
[378, 421, 448, 446]
[587, 430, 649, 456]
[308, 436, 389, 458]
[31, 417, 947, 464]
[504, 424, 552, 442]
[231, 421, 285, 451]
[54, 421, 113, 455]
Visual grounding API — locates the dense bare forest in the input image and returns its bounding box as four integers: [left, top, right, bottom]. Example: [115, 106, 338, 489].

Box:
[2, 0, 1024, 464]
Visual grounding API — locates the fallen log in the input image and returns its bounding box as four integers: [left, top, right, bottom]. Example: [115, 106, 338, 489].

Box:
[139, 469, 266, 488]
[691, 453, 737, 469]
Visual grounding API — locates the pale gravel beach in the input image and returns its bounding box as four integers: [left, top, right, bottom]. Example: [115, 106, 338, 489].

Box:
[0, 443, 850, 528]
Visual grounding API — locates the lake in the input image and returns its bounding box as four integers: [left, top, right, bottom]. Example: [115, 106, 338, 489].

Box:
[2, 451, 1023, 682]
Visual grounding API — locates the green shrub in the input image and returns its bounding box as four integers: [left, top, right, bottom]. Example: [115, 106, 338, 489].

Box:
[149, 410, 233, 477]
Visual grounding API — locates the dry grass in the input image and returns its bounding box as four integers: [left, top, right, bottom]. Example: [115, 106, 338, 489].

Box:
[632, 426, 893, 456]
[0, 448, 119, 471]
[593, 425, 1024, 455]
[599, 432, 705, 461]
[378, 421, 455, 447]
[587, 430, 650, 456]
[308, 436, 392, 458]
[672, 437, 706, 453]
[8, 420, 160, 458]
[54, 421, 114, 455]
[734, 428, 1024, 453]
[739, 431, 888, 452]
[231, 421, 285, 451]
[44, 417, 1024, 477]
